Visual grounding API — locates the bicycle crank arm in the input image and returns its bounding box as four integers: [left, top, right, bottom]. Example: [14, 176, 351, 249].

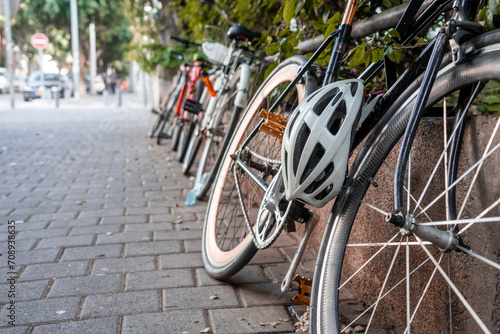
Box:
[281, 211, 319, 293]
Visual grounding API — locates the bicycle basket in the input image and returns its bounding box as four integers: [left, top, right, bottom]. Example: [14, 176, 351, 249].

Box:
[202, 25, 229, 65]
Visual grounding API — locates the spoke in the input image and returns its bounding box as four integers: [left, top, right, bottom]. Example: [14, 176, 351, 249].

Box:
[366, 236, 403, 333]
[416, 215, 500, 227]
[383, 161, 433, 222]
[403, 253, 444, 334]
[360, 200, 389, 216]
[339, 233, 400, 289]
[456, 244, 500, 271]
[458, 117, 500, 219]
[443, 98, 450, 222]
[347, 241, 432, 247]
[416, 141, 500, 218]
[415, 236, 491, 333]
[459, 197, 500, 234]
[448, 253, 454, 334]
[412, 98, 471, 216]
[343, 248, 438, 332]
[406, 237, 411, 334]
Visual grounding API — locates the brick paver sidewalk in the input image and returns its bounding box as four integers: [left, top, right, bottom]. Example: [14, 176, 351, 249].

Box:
[0, 95, 310, 333]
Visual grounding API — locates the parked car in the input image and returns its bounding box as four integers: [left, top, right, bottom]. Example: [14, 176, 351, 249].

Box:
[85, 74, 106, 94]
[13, 76, 27, 93]
[23, 72, 63, 101]
[0, 68, 10, 94]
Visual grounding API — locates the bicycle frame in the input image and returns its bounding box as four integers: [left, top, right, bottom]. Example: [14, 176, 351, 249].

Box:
[237, 0, 483, 215]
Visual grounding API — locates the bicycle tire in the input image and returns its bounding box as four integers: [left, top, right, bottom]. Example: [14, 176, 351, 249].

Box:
[177, 118, 196, 162]
[310, 33, 500, 334]
[193, 69, 242, 192]
[202, 56, 318, 279]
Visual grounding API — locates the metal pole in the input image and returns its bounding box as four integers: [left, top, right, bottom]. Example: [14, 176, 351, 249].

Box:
[70, 0, 80, 99]
[39, 49, 45, 99]
[3, 0, 15, 109]
[89, 22, 96, 95]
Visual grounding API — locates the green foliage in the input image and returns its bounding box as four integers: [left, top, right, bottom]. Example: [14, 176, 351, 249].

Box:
[478, 0, 500, 30]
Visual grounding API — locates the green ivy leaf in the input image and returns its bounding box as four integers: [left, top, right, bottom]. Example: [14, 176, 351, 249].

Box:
[283, 0, 299, 25]
[387, 29, 401, 40]
[265, 43, 280, 55]
[348, 42, 366, 69]
[280, 39, 295, 57]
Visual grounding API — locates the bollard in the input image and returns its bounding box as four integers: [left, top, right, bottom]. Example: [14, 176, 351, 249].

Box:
[52, 87, 59, 108]
[118, 88, 122, 107]
[103, 89, 109, 106]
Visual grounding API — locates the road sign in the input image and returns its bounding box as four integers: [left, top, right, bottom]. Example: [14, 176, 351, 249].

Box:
[31, 33, 49, 50]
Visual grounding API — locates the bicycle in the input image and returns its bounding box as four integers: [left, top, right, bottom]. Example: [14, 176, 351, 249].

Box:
[200, 0, 500, 333]
[181, 23, 270, 200]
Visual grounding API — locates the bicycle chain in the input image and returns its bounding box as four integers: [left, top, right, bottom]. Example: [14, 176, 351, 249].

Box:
[243, 147, 281, 165]
[233, 150, 286, 250]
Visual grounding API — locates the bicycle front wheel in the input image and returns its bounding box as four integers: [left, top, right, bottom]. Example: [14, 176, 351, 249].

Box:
[202, 56, 317, 279]
[312, 33, 500, 334]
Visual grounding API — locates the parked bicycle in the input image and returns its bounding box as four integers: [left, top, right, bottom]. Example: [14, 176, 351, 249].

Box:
[201, 0, 500, 333]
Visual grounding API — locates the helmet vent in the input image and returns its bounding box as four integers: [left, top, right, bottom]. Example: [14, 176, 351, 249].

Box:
[287, 111, 300, 138]
[314, 183, 334, 201]
[300, 143, 325, 185]
[293, 124, 310, 176]
[304, 161, 334, 194]
[283, 150, 288, 184]
[350, 82, 359, 97]
[313, 87, 339, 115]
[330, 92, 342, 107]
[327, 100, 346, 136]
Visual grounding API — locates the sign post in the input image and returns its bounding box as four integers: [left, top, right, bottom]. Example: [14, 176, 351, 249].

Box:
[3, 0, 15, 109]
[31, 33, 49, 99]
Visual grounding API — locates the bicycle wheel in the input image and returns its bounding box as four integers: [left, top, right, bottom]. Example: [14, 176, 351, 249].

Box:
[192, 70, 241, 189]
[202, 56, 317, 279]
[311, 33, 500, 334]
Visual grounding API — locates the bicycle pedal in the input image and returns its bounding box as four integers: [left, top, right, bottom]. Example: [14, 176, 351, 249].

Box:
[183, 99, 203, 114]
[291, 275, 312, 306]
[259, 109, 288, 141]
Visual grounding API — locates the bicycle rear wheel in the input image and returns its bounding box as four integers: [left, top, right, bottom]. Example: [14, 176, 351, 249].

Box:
[311, 33, 500, 334]
[202, 56, 317, 279]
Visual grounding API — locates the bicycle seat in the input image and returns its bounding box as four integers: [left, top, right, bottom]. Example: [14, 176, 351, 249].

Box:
[227, 25, 261, 41]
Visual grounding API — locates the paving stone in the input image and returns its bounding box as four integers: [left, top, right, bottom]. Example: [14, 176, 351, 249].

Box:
[70, 224, 121, 236]
[36, 235, 94, 249]
[124, 240, 182, 256]
[0, 280, 50, 303]
[28, 212, 78, 223]
[123, 310, 206, 334]
[184, 239, 202, 253]
[238, 282, 296, 306]
[0, 297, 81, 326]
[93, 256, 156, 274]
[32, 317, 120, 334]
[163, 285, 239, 310]
[160, 253, 203, 269]
[209, 306, 296, 333]
[16, 227, 69, 240]
[48, 273, 123, 297]
[9, 248, 60, 266]
[20, 261, 89, 281]
[154, 229, 202, 240]
[0, 326, 30, 334]
[100, 216, 147, 225]
[150, 213, 196, 223]
[61, 244, 122, 261]
[126, 206, 171, 216]
[78, 209, 124, 219]
[12, 221, 49, 231]
[174, 220, 203, 230]
[1, 238, 36, 252]
[81, 290, 160, 318]
[196, 265, 268, 287]
[124, 222, 173, 232]
[96, 231, 151, 244]
[248, 248, 286, 264]
[126, 269, 194, 291]
[48, 218, 99, 229]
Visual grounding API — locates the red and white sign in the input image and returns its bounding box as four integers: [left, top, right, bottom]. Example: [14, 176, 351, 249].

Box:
[31, 33, 49, 50]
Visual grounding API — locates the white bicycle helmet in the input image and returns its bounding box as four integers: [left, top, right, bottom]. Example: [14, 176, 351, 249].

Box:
[281, 79, 364, 207]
